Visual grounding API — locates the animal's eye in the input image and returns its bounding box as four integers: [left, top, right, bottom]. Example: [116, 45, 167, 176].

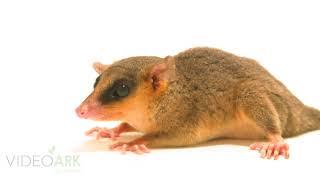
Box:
[114, 84, 129, 97]
[99, 79, 134, 104]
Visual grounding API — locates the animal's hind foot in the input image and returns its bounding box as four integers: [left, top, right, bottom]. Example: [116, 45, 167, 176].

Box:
[250, 138, 289, 160]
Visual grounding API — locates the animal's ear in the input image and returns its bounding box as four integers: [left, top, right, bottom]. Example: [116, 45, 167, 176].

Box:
[92, 62, 109, 74]
[149, 56, 176, 91]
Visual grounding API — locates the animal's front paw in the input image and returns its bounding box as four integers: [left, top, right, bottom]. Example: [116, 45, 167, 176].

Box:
[85, 126, 120, 140]
[110, 141, 150, 154]
[250, 141, 289, 160]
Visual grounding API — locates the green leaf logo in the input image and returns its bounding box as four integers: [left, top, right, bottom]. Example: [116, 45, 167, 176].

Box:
[48, 146, 56, 155]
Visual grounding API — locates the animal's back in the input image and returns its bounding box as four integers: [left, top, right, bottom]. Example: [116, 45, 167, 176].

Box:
[173, 47, 320, 137]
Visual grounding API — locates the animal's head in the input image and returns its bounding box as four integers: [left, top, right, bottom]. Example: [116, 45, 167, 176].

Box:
[75, 56, 176, 122]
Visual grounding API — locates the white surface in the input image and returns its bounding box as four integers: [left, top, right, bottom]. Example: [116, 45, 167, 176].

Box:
[0, 0, 320, 179]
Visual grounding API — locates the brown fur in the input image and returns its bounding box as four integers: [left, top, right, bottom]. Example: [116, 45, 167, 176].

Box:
[90, 47, 320, 147]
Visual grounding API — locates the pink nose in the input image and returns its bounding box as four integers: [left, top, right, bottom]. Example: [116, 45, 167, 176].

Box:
[75, 105, 89, 119]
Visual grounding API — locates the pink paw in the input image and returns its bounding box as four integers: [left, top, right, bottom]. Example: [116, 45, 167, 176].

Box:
[110, 142, 150, 154]
[250, 141, 289, 160]
[85, 127, 120, 140]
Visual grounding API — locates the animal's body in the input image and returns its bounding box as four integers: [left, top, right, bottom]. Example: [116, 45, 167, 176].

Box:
[76, 47, 320, 159]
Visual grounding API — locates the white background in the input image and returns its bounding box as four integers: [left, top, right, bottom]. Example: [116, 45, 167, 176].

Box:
[0, 0, 319, 179]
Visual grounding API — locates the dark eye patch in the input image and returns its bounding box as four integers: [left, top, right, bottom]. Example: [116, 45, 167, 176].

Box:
[93, 75, 101, 88]
[114, 84, 129, 97]
[98, 79, 135, 104]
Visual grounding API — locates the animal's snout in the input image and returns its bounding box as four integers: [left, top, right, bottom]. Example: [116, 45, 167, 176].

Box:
[75, 104, 90, 119]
